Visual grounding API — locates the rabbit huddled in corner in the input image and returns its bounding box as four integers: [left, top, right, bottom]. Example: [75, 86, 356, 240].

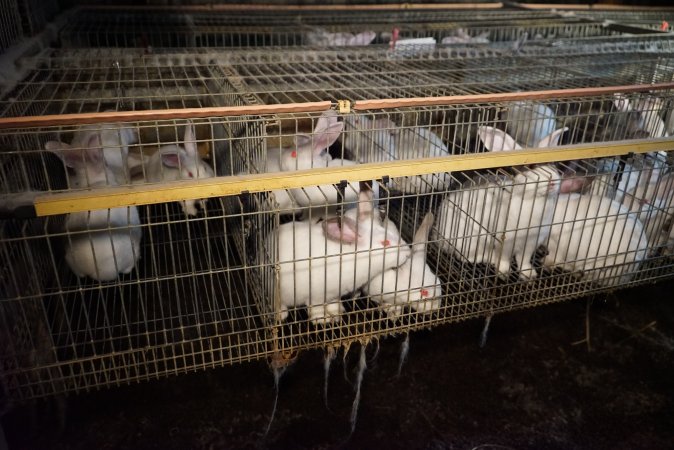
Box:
[46, 134, 142, 281]
[342, 114, 451, 194]
[265, 187, 411, 325]
[141, 121, 214, 217]
[434, 126, 564, 279]
[364, 212, 443, 320]
[47, 119, 138, 187]
[543, 193, 648, 287]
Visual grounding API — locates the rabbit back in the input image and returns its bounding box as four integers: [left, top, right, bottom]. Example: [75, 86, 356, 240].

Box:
[544, 194, 648, 286]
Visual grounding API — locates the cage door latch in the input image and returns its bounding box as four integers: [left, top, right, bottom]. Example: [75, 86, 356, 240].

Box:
[337, 100, 351, 114]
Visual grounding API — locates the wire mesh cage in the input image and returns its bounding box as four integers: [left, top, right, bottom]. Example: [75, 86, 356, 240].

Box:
[2, 85, 674, 401]
[56, 8, 632, 49]
[2, 2, 674, 407]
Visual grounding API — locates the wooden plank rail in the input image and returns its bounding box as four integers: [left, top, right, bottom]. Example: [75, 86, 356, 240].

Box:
[33, 137, 674, 216]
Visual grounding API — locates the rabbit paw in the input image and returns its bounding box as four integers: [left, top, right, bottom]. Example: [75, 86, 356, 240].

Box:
[182, 200, 199, 217]
[278, 306, 289, 322]
[386, 304, 405, 321]
[415, 298, 442, 315]
[308, 301, 344, 326]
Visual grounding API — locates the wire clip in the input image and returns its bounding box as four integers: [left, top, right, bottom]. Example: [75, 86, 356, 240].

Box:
[338, 100, 351, 114]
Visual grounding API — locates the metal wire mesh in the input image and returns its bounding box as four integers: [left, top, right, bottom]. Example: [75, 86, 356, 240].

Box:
[6, 49, 674, 118]
[2, 90, 674, 401]
[56, 9, 628, 48]
[0, 0, 24, 51]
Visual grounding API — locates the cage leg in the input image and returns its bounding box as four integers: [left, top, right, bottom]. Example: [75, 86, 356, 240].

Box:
[479, 314, 494, 349]
[572, 297, 594, 352]
[323, 347, 337, 410]
[397, 333, 410, 377]
[349, 342, 368, 436]
[263, 364, 286, 437]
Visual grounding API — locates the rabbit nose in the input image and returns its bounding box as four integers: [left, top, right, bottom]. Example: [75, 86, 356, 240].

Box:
[381, 239, 390, 247]
[420, 289, 430, 298]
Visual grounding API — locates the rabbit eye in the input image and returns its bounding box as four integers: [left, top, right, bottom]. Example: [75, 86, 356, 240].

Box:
[188, 171, 194, 178]
[420, 289, 430, 298]
[291, 150, 297, 158]
[381, 239, 390, 247]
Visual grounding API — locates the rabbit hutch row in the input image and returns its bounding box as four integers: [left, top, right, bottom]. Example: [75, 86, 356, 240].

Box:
[1, 1, 674, 414]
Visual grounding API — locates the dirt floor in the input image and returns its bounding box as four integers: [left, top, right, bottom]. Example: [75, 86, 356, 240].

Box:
[3, 279, 674, 450]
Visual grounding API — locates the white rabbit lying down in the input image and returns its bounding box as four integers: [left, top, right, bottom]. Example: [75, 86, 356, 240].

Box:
[364, 212, 443, 320]
[46, 136, 142, 281]
[543, 193, 648, 287]
[305, 29, 376, 47]
[266, 188, 411, 325]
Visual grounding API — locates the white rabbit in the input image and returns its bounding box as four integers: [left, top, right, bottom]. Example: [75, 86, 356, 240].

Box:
[434, 176, 509, 268]
[141, 121, 214, 217]
[543, 193, 648, 287]
[266, 188, 411, 325]
[280, 110, 373, 215]
[305, 29, 376, 47]
[441, 29, 490, 44]
[614, 93, 669, 138]
[342, 115, 397, 161]
[46, 136, 142, 282]
[46, 118, 138, 186]
[622, 172, 674, 252]
[364, 212, 442, 320]
[342, 114, 451, 194]
[478, 126, 565, 279]
[502, 101, 557, 149]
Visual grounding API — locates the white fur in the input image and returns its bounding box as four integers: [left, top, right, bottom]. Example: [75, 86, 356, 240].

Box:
[142, 122, 214, 216]
[266, 190, 411, 325]
[475, 126, 564, 279]
[342, 114, 451, 194]
[45, 119, 138, 186]
[47, 141, 142, 281]
[502, 101, 557, 149]
[365, 212, 442, 320]
[544, 193, 648, 287]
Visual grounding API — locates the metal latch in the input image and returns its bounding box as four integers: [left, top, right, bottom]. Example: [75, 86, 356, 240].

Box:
[337, 100, 351, 114]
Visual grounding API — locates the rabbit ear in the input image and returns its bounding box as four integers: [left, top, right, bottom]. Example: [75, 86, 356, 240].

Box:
[322, 217, 359, 244]
[412, 212, 434, 253]
[183, 122, 198, 157]
[47, 134, 103, 169]
[537, 127, 568, 148]
[160, 152, 181, 168]
[613, 93, 632, 112]
[478, 126, 521, 151]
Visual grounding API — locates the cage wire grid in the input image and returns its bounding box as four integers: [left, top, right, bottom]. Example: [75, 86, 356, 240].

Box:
[2, 2, 674, 402]
[4, 49, 674, 119]
[57, 15, 630, 49]
[2, 87, 674, 400]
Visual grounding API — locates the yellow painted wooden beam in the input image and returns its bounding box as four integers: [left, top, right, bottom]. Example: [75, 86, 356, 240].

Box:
[34, 137, 674, 217]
